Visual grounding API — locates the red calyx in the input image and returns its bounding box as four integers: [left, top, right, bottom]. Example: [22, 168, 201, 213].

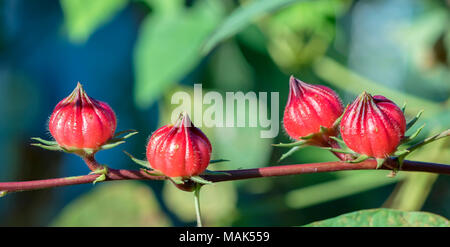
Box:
[340, 92, 406, 158]
[146, 113, 212, 178]
[283, 76, 344, 145]
[48, 82, 117, 153]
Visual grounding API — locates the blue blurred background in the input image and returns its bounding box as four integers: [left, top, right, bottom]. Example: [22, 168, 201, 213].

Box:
[0, 0, 448, 226]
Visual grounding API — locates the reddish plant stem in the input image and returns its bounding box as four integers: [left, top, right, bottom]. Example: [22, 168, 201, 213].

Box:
[0, 159, 449, 194]
[82, 154, 104, 171]
[0, 169, 165, 193]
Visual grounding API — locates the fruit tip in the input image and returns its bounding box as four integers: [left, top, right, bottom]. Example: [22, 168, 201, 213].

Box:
[288, 75, 303, 97]
[174, 111, 193, 128]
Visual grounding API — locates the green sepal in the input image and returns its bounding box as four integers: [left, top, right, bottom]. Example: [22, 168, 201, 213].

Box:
[141, 168, 165, 177]
[31, 130, 138, 154]
[170, 177, 185, 185]
[397, 156, 405, 172]
[113, 129, 138, 139]
[30, 137, 65, 152]
[332, 108, 346, 129]
[376, 158, 386, 169]
[123, 151, 150, 168]
[141, 168, 163, 176]
[82, 148, 95, 155]
[393, 149, 410, 157]
[190, 176, 213, 185]
[319, 126, 328, 134]
[406, 110, 423, 131]
[100, 141, 126, 150]
[31, 143, 63, 151]
[93, 174, 106, 185]
[329, 136, 346, 146]
[406, 129, 449, 154]
[89, 165, 108, 185]
[348, 154, 369, 163]
[100, 130, 138, 150]
[401, 102, 406, 113]
[321, 147, 355, 154]
[278, 145, 303, 162]
[209, 159, 230, 164]
[386, 156, 403, 178]
[30, 137, 58, 146]
[299, 133, 315, 140]
[272, 139, 307, 147]
[201, 170, 232, 176]
[389, 129, 449, 174]
[402, 124, 425, 144]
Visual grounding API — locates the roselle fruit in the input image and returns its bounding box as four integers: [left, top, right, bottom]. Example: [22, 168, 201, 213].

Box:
[283, 76, 344, 145]
[48, 83, 117, 154]
[146, 113, 212, 178]
[340, 92, 406, 158]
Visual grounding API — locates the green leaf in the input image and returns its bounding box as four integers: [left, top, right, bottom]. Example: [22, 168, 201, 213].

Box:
[202, 0, 307, 54]
[134, 0, 225, 109]
[304, 208, 449, 227]
[60, 0, 128, 43]
[50, 181, 171, 226]
[209, 40, 255, 91]
[144, 0, 183, 14]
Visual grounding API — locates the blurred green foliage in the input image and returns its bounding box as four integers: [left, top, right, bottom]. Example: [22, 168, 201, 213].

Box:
[51, 181, 171, 226]
[1, 0, 447, 226]
[54, 0, 450, 227]
[60, 0, 128, 43]
[53, 0, 450, 226]
[134, 0, 225, 109]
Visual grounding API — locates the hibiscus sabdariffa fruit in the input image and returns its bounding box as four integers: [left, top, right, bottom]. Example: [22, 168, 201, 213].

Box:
[48, 82, 117, 155]
[283, 76, 344, 146]
[146, 113, 212, 178]
[340, 92, 406, 159]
